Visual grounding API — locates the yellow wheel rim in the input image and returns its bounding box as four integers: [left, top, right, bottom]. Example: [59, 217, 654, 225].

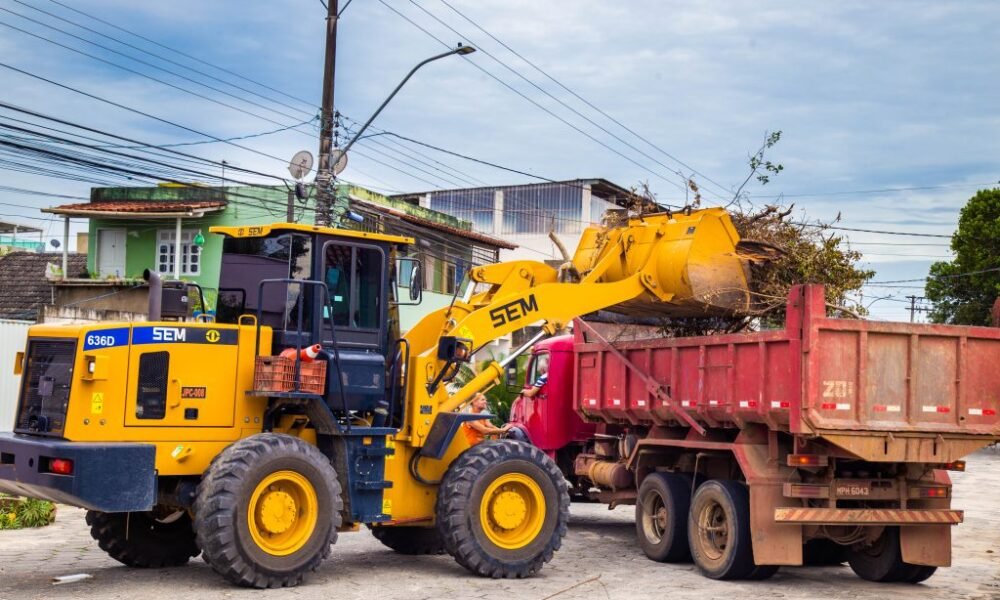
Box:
[247, 470, 319, 556]
[479, 473, 546, 550]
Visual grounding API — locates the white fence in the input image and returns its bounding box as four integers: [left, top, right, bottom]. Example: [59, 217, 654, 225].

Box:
[0, 319, 30, 432]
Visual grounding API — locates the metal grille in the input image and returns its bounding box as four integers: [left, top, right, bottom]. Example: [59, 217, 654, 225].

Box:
[15, 339, 76, 436]
[136, 352, 169, 420]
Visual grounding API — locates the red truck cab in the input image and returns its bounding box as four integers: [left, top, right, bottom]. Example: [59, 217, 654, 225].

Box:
[509, 335, 594, 459]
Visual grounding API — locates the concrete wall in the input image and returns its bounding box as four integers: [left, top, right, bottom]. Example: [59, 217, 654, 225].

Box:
[41, 305, 146, 324]
[0, 319, 30, 432]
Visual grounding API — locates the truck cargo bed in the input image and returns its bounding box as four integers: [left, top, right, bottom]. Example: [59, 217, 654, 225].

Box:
[575, 285, 1000, 444]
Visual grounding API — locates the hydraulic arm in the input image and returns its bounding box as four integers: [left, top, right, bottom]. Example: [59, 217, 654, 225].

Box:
[402, 207, 751, 441]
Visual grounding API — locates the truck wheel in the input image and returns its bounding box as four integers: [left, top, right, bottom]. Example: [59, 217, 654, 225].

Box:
[847, 527, 910, 582]
[687, 480, 757, 580]
[847, 527, 938, 583]
[369, 525, 446, 555]
[193, 433, 343, 588]
[86, 508, 199, 568]
[902, 564, 938, 583]
[636, 472, 692, 562]
[436, 440, 569, 578]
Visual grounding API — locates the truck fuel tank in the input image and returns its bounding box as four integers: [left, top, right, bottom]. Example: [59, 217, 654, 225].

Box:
[571, 207, 751, 317]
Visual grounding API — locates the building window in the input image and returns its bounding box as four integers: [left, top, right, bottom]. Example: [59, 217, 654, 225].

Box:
[157, 229, 201, 276]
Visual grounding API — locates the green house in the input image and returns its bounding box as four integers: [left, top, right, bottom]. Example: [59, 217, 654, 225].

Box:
[43, 183, 514, 331]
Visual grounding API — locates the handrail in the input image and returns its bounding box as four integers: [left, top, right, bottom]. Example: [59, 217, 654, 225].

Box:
[254, 278, 350, 430]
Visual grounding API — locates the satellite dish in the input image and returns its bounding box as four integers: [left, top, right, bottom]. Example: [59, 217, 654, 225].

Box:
[50, 239, 60, 249]
[287, 150, 314, 180]
[331, 149, 348, 175]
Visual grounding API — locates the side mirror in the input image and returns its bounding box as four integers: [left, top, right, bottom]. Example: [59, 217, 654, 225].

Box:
[394, 257, 423, 306]
[437, 336, 473, 363]
[505, 364, 519, 391]
[409, 262, 422, 302]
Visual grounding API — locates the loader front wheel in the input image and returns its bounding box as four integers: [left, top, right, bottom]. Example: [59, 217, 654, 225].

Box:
[437, 441, 569, 578]
[369, 525, 446, 555]
[86, 508, 199, 568]
[194, 433, 342, 588]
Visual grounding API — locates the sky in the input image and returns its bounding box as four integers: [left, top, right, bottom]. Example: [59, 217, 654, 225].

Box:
[0, 0, 998, 321]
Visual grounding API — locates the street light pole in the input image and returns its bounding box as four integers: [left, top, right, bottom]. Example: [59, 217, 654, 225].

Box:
[315, 43, 475, 226]
[338, 44, 475, 158]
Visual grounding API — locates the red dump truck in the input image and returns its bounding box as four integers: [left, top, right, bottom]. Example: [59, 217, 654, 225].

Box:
[508, 284, 1000, 583]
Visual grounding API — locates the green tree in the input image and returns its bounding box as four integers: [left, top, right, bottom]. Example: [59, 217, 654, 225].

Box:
[925, 188, 1000, 325]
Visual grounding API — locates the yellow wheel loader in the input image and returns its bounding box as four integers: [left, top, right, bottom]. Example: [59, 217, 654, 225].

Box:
[0, 209, 751, 588]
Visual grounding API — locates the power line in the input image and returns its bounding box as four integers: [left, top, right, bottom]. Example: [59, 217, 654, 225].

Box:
[98, 118, 317, 150]
[867, 266, 1000, 285]
[794, 222, 954, 238]
[765, 181, 1000, 199]
[433, 0, 734, 201]
[41, 0, 318, 111]
[0, 18, 320, 135]
[12, 0, 318, 119]
[375, 0, 687, 206]
[407, 0, 716, 200]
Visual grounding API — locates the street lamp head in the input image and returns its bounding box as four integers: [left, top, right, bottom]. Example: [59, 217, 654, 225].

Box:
[455, 43, 476, 55]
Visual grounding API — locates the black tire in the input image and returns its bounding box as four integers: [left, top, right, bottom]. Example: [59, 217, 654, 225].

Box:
[687, 480, 757, 580]
[803, 539, 849, 566]
[193, 433, 343, 588]
[436, 440, 570, 578]
[636, 472, 692, 562]
[902, 564, 938, 584]
[847, 527, 911, 583]
[86, 509, 199, 568]
[746, 564, 780, 580]
[369, 525, 446, 555]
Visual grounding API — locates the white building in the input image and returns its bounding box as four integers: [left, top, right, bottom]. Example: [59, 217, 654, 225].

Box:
[394, 179, 633, 263]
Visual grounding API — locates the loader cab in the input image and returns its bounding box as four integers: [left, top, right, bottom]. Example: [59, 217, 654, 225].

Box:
[210, 224, 417, 421]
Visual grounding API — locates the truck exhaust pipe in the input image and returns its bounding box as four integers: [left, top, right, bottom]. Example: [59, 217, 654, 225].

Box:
[143, 268, 161, 321]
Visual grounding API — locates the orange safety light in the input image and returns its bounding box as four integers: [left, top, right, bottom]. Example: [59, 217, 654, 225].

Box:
[787, 454, 828, 467]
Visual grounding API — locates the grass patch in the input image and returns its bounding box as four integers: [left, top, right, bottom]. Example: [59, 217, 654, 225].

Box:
[0, 493, 56, 530]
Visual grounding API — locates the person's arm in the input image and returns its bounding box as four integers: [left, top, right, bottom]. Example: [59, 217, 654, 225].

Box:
[521, 373, 548, 398]
[467, 418, 509, 436]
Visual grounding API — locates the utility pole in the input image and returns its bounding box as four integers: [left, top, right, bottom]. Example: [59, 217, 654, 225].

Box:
[906, 295, 929, 322]
[314, 0, 338, 226]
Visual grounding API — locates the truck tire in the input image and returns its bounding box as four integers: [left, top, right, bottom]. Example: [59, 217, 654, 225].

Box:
[436, 440, 569, 578]
[687, 480, 758, 580]
[369, 525, 446, 555]
[193, 433, 343, 588]
[847, 527, 938, 583]
[847, 527, 911, 582]
[902, 564, 938, 583]
[86, 509, 199, 568]
[636, 472, 692, 562]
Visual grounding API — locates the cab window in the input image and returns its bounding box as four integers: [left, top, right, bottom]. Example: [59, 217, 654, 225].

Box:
[322, 242, 384, 330]
[216, 234, 312, 329]
[526, 352, 550, 388]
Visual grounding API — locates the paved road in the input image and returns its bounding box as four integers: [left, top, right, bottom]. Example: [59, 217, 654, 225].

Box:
[3, 450, 1000, 600]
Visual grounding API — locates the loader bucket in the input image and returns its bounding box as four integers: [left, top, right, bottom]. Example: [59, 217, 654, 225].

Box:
[572, 207, 751, 317]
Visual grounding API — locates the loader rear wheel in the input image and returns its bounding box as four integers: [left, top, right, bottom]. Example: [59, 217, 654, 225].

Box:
[369, 525, 446, 555]
[848, 527, 934, 583]
[436, 440, 569, 578]
[194, 433, 342, 588]
[688, 480, 759, 580]
[636, 472, 692, 562]
[86, 508, 199, 568]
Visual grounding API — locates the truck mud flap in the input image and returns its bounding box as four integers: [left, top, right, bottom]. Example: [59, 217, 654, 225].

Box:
[774, 507, 963, 525]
